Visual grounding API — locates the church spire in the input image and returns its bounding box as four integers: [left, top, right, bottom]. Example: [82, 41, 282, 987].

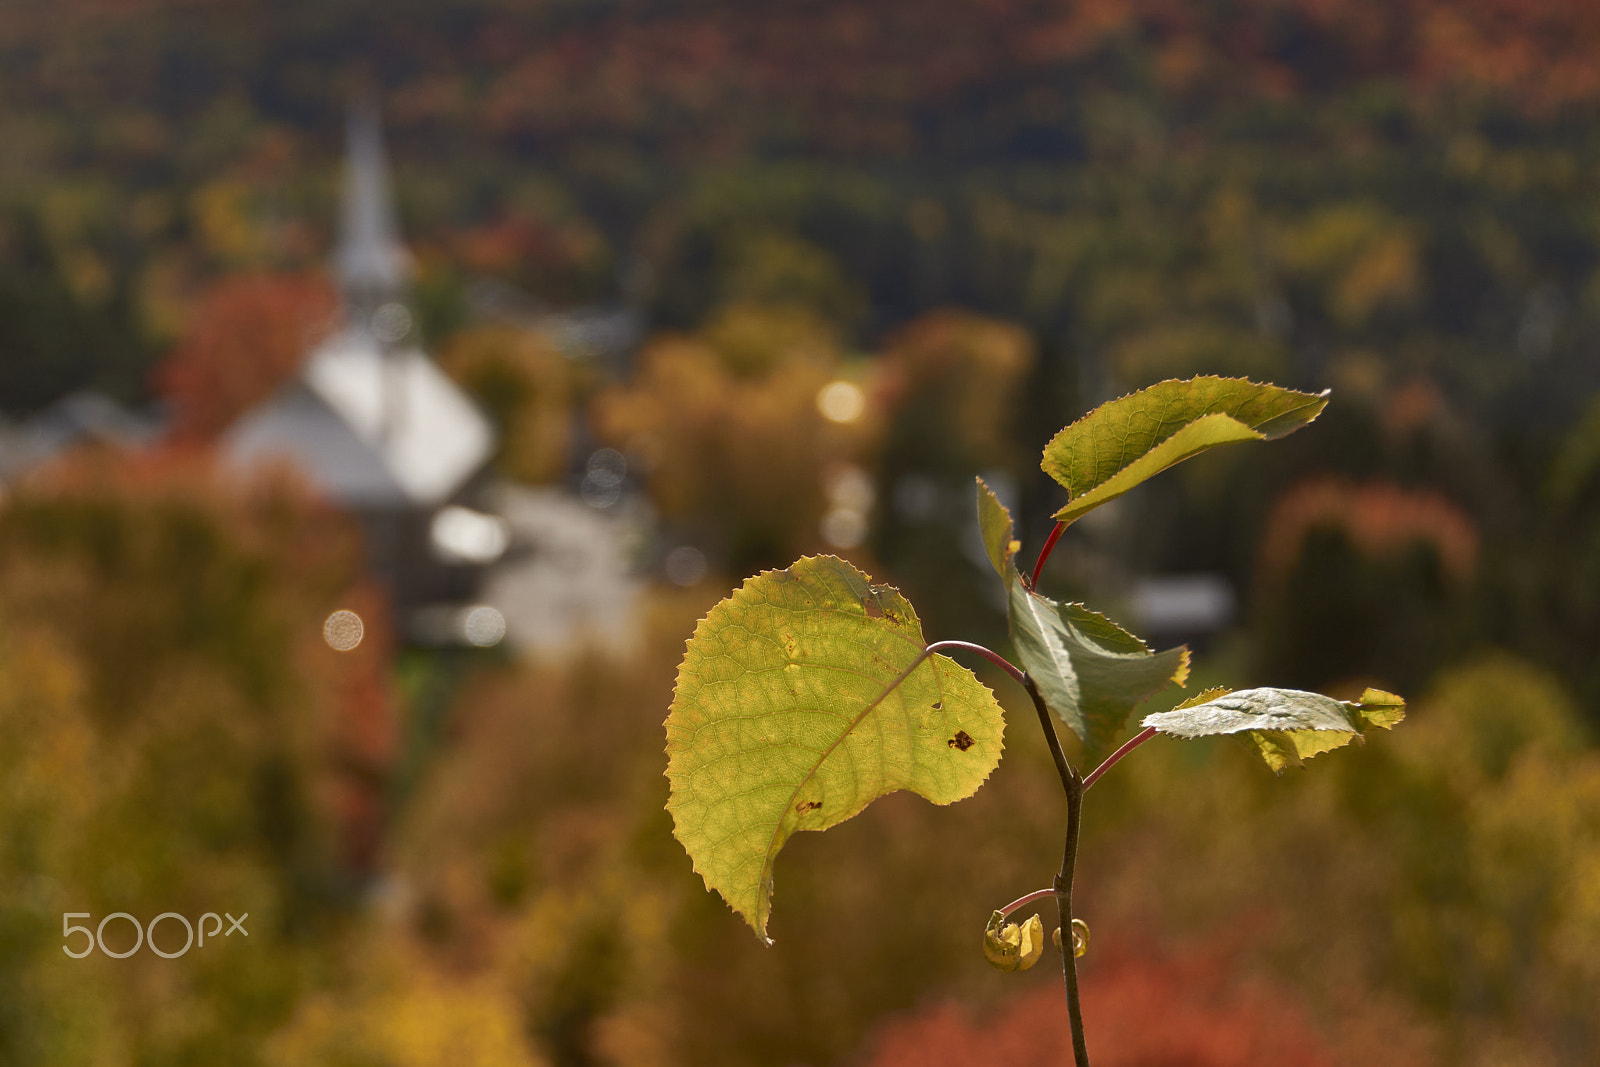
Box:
[334, 101, 412, 316]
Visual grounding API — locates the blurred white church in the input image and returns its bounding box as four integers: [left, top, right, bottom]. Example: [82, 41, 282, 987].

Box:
[224, 107, 641, 653]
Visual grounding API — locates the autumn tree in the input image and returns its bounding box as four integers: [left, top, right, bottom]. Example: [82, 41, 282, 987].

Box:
[153, 273, 337, 445]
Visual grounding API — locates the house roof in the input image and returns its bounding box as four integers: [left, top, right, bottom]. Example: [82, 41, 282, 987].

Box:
[0, 391, 163, 482]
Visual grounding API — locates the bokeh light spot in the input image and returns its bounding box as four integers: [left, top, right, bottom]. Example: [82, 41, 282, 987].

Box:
[463, 605, 506, 647]
[323, 610, 364, 651]
[582, 448, 628, 508]
[665, 545, 708, 587]
[816, 380, 866, 423]
[371, 302, 413, 343]
[820, 507, 868, 549]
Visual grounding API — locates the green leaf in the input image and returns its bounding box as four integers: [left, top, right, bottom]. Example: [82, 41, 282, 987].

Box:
[1140, 686, 1407, 773]
[1041, 376, 1329, 526]
[977, 479, 1188, 748]
[666, 555, 1005, 942]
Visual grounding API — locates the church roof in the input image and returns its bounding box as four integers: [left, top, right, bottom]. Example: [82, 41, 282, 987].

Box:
[224, 330, 494, 509]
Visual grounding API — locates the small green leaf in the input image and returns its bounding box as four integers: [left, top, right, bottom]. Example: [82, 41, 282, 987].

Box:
[1352, 687, 1406, 729]
[977, 479, 1188, 748]
[1042, 377, 1329, 526]
[1140, 686, 1406, 773]
[667, 555, 1005, 942]
[984, 911, 1045, 972]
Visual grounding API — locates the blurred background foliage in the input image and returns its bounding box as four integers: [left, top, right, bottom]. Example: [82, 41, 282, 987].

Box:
[3, 0, 1600, 1063]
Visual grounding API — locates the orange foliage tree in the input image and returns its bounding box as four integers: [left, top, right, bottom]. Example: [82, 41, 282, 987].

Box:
[153, 273, 337, 445]
[865, 938, 1342, 1067]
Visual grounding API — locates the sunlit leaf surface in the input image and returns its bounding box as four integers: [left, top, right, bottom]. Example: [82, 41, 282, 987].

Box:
[1142, 686, 1407, 773]
[666, 554, 1005, 942]
[1041, 376, 1329, 525]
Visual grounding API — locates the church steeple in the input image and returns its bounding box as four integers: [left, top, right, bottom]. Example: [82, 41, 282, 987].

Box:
[334, 102, 412, 324]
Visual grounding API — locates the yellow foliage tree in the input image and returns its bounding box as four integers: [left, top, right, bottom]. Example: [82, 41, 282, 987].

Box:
[594, 302, 875, 571]
[0, 453, 382, 1065]
[438, 324, 583, 485]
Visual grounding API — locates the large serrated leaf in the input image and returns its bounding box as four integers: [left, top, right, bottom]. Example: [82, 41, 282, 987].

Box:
[1042, 376, 1329, 526]
[976, 479, 1188, 749]
[666, 554, 1005, 942]
[1141, 686, 1406, 773]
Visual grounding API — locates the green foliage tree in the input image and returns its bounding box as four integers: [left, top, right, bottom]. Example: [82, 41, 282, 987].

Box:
[665, 376, 1406, 1064]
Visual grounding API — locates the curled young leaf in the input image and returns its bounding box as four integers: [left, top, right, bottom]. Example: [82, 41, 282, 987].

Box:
[977, 479, 1188, 748]
[1041, 376, 1329, 526]
[666, 555, 1006, 943]
[1052, 918, 1091, 958]
[985, 910, 1045, 972]
[1141, 686, 1406, 773]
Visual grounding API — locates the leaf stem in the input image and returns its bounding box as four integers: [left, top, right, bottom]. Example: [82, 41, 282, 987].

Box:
[1023, 674, 1091, 1067]
[997, 887, 1057, 919]
[1082, 726, 1157, 791]
[925, 640, 1027, 690]
[1030, 521, 1066, 589]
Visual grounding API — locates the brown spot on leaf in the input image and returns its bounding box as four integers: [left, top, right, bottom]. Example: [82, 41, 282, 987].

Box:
[948, 730, 975, 751]
[931, 701, 942, 710]
[796, 800, 822, 813]
[861, 595, 884, 618]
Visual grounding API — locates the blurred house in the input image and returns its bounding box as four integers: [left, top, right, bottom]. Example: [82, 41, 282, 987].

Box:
[0, 391, 163, 483]
[465, 275, 646, 374]
[224, 107, 506, 632]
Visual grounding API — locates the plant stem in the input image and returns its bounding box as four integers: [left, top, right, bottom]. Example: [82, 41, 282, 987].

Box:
[1023, 674, 1091, 1067]
[1024, 673, 1076, 797]
[1030, 521, 1066, 589]
[925, 639, 1028, 690]
[1082, 726, 1157, 791]
[1057, 768, 1090, 1067]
